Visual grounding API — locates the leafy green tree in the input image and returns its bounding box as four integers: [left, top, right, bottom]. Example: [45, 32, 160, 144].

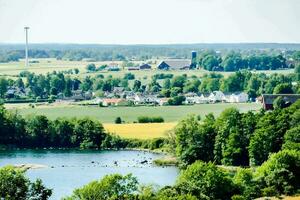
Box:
[0, 166, 52, 200]
[86, 63, 96, 72]
[115, 117, 122, 124]
[176, 161, 236, 200]
[72, 118, 106, 149]
[64, 174, 138, 200]
[133, 80, 141, 92]
[282, 125, 300, 151]
[273, 83, 294, 94]
[201, 54, 220, 71]
[25, 115, 53, 147]
[0, 77, 8, 98]
[255, 150, 300, 196]
[233, 168, 259, 200]
[249, 109, 291, 165]
[163, 78, 171, 89]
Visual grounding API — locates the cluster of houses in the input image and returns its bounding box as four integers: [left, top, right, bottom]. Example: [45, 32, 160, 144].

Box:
[105, 59, 194, 71]
[92, 89, 249, 107]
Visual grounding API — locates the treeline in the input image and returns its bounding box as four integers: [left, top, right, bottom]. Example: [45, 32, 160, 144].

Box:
[1, 67, 299, 101]
[0, 105, 166, 150]
[0, 45, 299, 64]
[198, 50, 299, 71]
[171, 100, 300, 167]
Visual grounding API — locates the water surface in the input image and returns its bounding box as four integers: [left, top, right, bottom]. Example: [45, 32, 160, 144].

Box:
[0, 150, 179, 200]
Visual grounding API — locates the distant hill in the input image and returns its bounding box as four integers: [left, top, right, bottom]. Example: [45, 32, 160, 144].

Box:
[1, 43, 300, 51]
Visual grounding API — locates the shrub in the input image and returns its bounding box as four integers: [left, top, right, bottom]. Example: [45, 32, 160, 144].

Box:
[137, 116, 164, 123]
[115, 117, 122, 124]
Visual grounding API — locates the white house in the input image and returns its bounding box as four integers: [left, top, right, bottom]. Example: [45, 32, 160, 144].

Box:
[208, 91, 225, 103]
[134, 94, 158, 104]
[227, 92, 249, 103]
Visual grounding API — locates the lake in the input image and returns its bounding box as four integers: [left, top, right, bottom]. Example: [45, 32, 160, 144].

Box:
[0, 150, 179, 200]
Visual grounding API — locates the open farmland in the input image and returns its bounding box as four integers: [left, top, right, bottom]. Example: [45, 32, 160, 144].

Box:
[8, 103, 261, 123]
[0, 58, 294, 79]
[104, 122, 176, 139]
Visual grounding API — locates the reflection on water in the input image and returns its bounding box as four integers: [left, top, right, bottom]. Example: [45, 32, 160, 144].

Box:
[0, 150, 179, 200]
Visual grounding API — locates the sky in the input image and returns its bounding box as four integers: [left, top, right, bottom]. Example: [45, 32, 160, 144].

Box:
[0, 0, 299, 44]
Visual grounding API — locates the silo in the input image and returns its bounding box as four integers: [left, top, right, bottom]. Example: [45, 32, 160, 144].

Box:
[191, 51, 197, 68]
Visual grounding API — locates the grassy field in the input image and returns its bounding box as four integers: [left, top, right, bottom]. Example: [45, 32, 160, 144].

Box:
[6, 102, 261, 139]
[8, 103, 261, 123]
[103, 122, 176, 139]
[0, 58, 294, 79]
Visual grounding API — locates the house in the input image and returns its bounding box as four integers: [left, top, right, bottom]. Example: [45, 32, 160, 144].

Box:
[157, 59, 191, 70]
[208, 91, 225, 103]
[107, 63, 120, 71]
[227, 92, 249, 103]
[134, 94, 158, 105]
[260, 94, 300, 110]
[128, 67, 139, 71]
[158, 98, 170, 106]
[5, 87, 26, 98]
[101, 98, 126, 106]
[139, 63, 152, 70]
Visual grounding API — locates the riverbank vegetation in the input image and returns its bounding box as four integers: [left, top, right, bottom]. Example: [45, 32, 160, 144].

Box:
[0, 166, 52, 200]
[61, 149, 299, 200]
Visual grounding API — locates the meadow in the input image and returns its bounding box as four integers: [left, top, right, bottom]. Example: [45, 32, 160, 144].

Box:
[0, 58, 294, 79]
[8, 103, 261, 123]
[7, 103, 261, 139]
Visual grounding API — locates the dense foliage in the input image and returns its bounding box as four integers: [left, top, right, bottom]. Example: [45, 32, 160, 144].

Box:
[0, 166, 52, 200]
[171, 100, 300, 167]
[0, 69, 299, 103]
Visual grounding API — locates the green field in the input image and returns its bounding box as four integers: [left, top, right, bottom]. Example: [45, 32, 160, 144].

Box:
[0, 58, 294, 80]
[8, 103, 261, 123]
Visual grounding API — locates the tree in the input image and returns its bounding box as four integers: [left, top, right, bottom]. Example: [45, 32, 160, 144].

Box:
[173, 114, 216, 166]
[168, 96, 185, 105]
[273, 83, 293, 94]
[255, 150, 300, 196]
[201, 54, 220, 71]
[86, 63, 96, 72]
[0, 77, 8, 98]
[282, 125, 300, 151]
[25, 115, 53, 147]
[249, 109, 291, 165]
[72, 118, 106, 149]
[176, 161, 236, 200]
[115, 117, 122, 124]
[0, 166, 52, 200]
[65, 174, 138, 200]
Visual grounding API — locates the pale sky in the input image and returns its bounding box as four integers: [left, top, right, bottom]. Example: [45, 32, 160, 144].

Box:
[0, 0, 299, 44]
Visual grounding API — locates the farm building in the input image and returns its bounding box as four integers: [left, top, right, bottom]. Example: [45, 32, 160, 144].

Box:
[260, 94, 300, 110]
[157, 59, 191, 70]
[139, 63, 152, 70]
[128, 64, 152, 71]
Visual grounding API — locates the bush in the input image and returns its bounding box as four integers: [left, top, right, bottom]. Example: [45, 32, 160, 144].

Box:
[254, 150, 300, 195]
[115, 117, 122, 124]
[137, 116, 164, 123]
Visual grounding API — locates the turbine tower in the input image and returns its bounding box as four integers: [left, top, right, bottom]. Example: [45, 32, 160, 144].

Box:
[24, 27, 30, 67]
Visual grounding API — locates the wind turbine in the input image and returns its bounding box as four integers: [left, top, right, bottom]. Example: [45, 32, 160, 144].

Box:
[24, 26, 30, 67]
